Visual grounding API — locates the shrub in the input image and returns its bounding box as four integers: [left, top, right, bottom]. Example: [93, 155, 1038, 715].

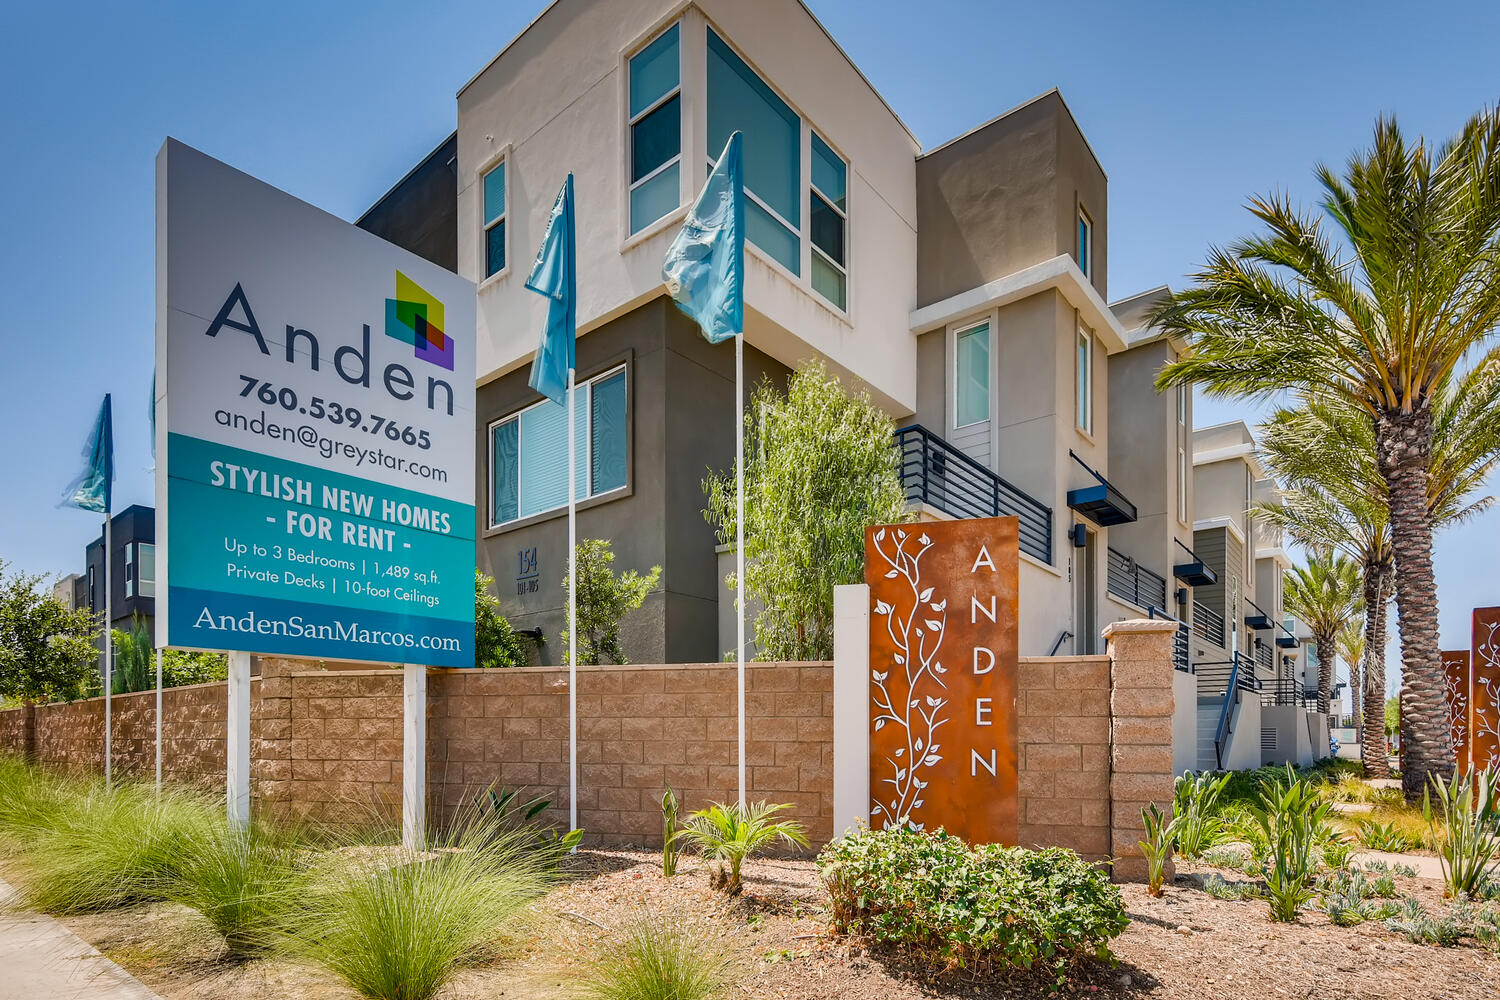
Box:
[1139, 803, 1175, 897]
[680, 801, 807, 896]
[11, 778, 217, 913]
[464, 785, 583, 854]
[562, 540, 662, 666]
[577, 909, 734, 1000]
[1254, 765, 1332, 921]
[282, 819, 564, 1000]
[818, 827, 1128, 983]
[1320, 836, 1356, 871]
[1425, 766, 1500, 899]
[1357, 818, 1423, 853]
[1171, 770, 1229, 858]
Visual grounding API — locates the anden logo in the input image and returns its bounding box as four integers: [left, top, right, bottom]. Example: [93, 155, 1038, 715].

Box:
[201, 275, 456, 415]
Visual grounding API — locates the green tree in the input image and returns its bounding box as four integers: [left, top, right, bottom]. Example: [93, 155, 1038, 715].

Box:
[109, 615, 228, 692]
[0, 561, 100, 704]
[1282, 551, 1363, 715]
[475, 569, 536, 668]
[159, 648, 228, 687]
[562, 540, 661, 666]
[703, 361, 910, 661]
[1154, 111, 1500, 797]
[1336, 619, 1366, 733]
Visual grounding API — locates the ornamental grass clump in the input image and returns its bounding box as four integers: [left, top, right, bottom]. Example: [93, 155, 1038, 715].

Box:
[818, 827, 1128, 984]
[1425, 765, 1500, 898]
[1254, 765, 1332, 922]
[11, 777, 217, 914]
[577, 909, 734, 1000]
[680, 801, 807, 896]
[281, 818, 566, 1000]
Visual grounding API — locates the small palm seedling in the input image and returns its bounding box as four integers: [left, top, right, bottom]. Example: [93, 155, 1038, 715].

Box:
[660, 786, 681, 878]
[1139, 803, 1176, 897]
[1254, 765, 1332, 922]
[1425, 766, 1500, 899]
[1171, 770, 1230, 858]
[680, 802, 808, 896]
[577, 909, 734, 1000]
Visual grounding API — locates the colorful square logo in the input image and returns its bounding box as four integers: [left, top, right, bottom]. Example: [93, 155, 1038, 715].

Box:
[385, 271, 454, 371]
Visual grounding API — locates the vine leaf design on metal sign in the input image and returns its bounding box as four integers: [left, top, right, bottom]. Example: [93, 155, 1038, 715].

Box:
[868, 527, 949, 830]
[1474, 617, 1500, 769]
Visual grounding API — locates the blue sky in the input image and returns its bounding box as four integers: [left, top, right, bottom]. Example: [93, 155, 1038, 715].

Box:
[1, 0, 1497, 691]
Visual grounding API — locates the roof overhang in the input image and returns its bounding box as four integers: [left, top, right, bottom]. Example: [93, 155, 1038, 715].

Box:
[909, 254, 1129, 353]
[1173, 559, 1218, 587]
[1256, 546, 1294, 568]
[1193, 516, 1246, 547]
[1276, 635, 1301, 648]
[1245, 613, 1274, 631]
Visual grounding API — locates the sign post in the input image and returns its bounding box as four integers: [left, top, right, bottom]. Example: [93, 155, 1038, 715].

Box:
[155, 140, 475, 833]
[402, 663, 426, 849]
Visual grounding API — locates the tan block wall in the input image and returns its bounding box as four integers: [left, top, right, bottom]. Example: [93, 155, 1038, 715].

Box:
[1103, 620, 1180, 880]
[1017, 655, 1112, 859]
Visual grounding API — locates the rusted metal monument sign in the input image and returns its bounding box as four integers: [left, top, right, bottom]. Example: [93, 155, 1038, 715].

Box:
[865, 516, 1019, 845]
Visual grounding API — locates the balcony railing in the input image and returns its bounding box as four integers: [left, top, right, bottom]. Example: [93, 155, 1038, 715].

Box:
[1106, 547, 1168, 611]
[1255, 641, 1273, 672]
[1193, 603, 1226, 648]
[1149, 606, 1192, 673]
[894, 424, 1052, 563]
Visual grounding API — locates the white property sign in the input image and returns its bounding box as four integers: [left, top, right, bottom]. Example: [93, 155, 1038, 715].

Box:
[154, 139, 476, 666]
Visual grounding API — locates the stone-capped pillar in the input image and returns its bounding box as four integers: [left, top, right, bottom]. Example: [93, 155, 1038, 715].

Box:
[1102, 618, 1178, 882]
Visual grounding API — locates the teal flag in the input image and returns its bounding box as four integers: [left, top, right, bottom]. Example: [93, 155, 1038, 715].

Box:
[526, 174, 576, 406]
[63, 394, 113, 514]
[662, 132, 744, 344]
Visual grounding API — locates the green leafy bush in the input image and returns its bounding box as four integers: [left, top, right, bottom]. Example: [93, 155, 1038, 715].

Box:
[1357, 818, 1423, 853]
[562, 540, 662, 666]
[1424, 766, 1500, 898]
[680, 801, 807, 895]
[818, 827, 1128, 982]
[577, 909, 733, 1000]
[1254, 765, 1332, 922]
[475, 570, 537, 668]
[1171, 770, 1229, 858]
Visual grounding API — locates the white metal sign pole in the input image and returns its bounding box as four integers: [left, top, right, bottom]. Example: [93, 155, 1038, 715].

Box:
[402, 663, 426, 850]
[226, 651, 251, 829]
[567, 367, 578, 835]
[103, 514, 113, 790]
[735, 333, 746, 810]
[154, 647, 163, 792]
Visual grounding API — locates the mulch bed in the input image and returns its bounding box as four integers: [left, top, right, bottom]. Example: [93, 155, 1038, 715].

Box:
[41, 849, 1500, 999]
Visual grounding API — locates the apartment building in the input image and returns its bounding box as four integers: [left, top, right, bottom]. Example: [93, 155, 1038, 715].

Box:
[359, 0, 1184, 666]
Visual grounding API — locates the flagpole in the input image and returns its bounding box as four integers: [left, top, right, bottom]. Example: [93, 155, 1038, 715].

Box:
[103, 514, 112, 790]
[568, 366, 578, 836]
[735, 333, 745, 810]
[154, 647, 163, 792]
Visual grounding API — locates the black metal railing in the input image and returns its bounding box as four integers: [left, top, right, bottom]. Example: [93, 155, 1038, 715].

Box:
[1261, 674, 1319, 709]
[1198, 652, 1258, 769]
[1106, 547, 1168, 610]
[1255, 641, 1273, 671]
[1193, 603, 1226, 648]
[1148, 606, 1192, 673]
[894, 424, 1053, 563]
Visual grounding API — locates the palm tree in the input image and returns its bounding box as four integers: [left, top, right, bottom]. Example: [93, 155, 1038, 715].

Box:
[1154, 111, 1500, 797]
[1337, 620, 1366, 733]
[1283, 552, 1363, 715]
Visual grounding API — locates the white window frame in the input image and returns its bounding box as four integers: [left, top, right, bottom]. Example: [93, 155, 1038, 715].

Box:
[1076, 323, 1094, 436]
[124, 543, 136, 599]
[1077, 208, 1093, 281]
[137, 542, 156, 599]
[808, 129, 848, 313]
[951, 317, 993, 430]
[478, 149, 510, 284]
[1176, 384, 1189, 525]
[487, 364, 630, 530]
[626, 21, 683, 238]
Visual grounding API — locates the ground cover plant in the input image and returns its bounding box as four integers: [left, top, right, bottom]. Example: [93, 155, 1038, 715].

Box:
[818, 826, 1128, 985]
[680, 801, 807, 896]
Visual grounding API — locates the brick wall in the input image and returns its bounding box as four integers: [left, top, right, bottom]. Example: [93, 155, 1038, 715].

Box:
[1016, 655, 1112, 859]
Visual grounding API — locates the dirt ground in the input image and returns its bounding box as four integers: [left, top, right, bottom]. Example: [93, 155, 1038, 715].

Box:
[47, 850, 1500, 1000]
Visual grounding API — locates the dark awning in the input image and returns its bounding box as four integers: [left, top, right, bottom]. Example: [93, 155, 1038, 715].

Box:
[1066, 451, 1137, 526]
[1276, 634, 1300, 648]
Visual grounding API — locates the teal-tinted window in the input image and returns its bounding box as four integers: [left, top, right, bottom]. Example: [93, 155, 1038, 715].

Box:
[955, 323, 990, 427]
[629, 23, 679, 118]
[491, 367, 629, 526]
[707, 28, 799, 270]
[811, 253, 845, 311]
[629, 24, 682, 233]
[1077, 210, 1092, 279]
[483, 161, 506, 277]
[810, 130, 846, 309]
[811, 132, 845, 211]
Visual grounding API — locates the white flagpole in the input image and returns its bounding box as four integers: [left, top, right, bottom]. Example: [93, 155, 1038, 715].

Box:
[154, 647, 163, 792]
[103, 515, 112, 790]
[568, 367, 578, 835]
[735, 333, 746, 809]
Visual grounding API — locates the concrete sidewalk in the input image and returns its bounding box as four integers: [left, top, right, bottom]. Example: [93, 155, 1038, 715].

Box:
[0, 878, 161, 1000]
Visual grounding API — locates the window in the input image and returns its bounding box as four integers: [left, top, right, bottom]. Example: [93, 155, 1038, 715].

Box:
[489, 366, 629, 527]
[1176, 384, 1188, 522]
[1076, 324, 1093, 434]
[124, 544, 135, 599]
[483, 160, 506, 278]
[707, 28, 800, 275]
[628, 23, 681, 234]
[1077, 209, 1093, 280]
[809, 131, 847, 310]
[954, 321, 990, 427]
[138, 543, 156, 599]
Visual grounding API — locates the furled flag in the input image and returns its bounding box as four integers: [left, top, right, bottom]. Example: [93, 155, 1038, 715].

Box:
[662, 132, 744, 344]
[526, 174, 577, 405]
[62, 394, 113, 514]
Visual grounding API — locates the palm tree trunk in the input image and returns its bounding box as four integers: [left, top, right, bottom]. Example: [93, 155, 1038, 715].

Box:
[1375, 408, 1449, 800]
[1360, 566, 1392, 779]
[1351, 658, 1362, 731]
[1316, 633, 1336, 715]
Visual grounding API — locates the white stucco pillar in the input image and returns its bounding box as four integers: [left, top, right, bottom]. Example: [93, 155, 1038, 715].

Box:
[832, 583, 870, 838]
[402, 664, 426, 850]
